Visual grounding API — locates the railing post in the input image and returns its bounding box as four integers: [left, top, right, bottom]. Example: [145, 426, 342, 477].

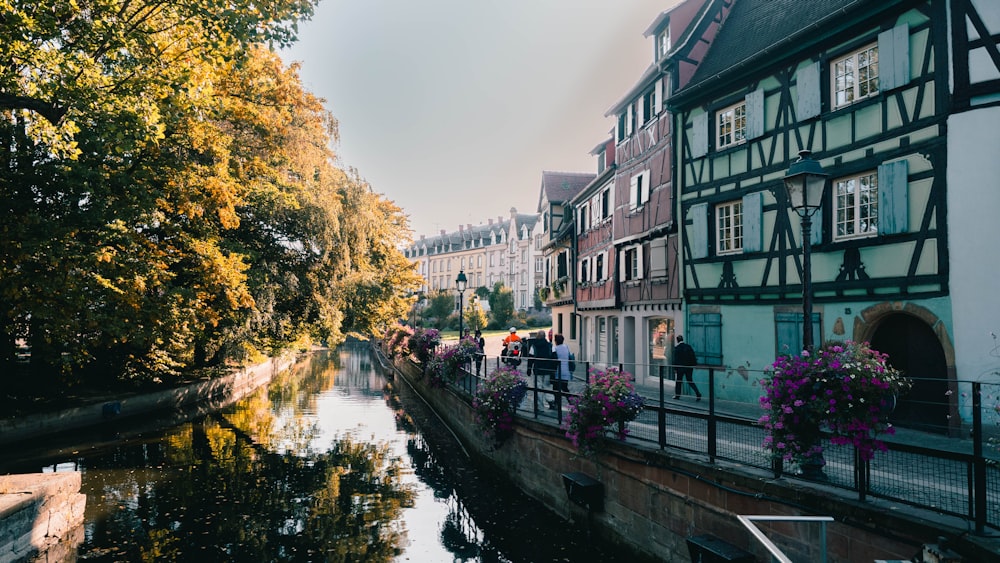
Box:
[707, 367, 716, 463]
[658, 364, 666, 449]
[972, 381, 986, 535]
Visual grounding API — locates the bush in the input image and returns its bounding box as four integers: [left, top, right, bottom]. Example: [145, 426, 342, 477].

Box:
[407, 328, 440, 366]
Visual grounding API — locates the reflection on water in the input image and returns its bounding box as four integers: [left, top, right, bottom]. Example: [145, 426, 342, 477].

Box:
[9, 341, 643, 562]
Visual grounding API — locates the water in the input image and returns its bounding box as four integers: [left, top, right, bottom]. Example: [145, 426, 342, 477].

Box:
[2, 341, 644, 562]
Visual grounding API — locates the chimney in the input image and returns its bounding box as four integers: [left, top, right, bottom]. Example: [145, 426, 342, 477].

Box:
[488, 218, 493, 225]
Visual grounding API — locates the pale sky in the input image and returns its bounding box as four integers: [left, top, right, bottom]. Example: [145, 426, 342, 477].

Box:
[281, 1, 681, 239]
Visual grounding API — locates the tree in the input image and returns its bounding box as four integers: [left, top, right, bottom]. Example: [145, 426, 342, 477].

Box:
[464, 297, 488, 333]
[422, 291, 457, 329]
[488, 282, 515, 328]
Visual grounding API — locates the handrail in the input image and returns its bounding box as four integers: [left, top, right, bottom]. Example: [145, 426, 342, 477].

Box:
[737, 515, 834, 563]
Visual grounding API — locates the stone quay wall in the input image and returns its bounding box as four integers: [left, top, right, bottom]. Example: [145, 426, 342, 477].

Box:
[0, 472, 86, 563]
[392, 358, 995, 563]
[0, 354, 296, 447]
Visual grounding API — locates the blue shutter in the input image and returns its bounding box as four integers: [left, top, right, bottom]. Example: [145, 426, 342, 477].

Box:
[690, 203, 709, 259]
[878, 160, 909, 235]
[879, 24, 910, 91]
[742, 192, 763, 252]
[796, 61, 821, 120]
[745, 88, 764, 139]
[811, 208, 823, 245]
[691, 113, 708, 158]
[689, 313, 722, 365]
[775, 312, 802, 356]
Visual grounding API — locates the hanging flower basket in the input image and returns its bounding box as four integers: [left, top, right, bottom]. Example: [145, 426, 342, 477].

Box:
[759, 340, 911, 470]
[472, 365, 528, 447]
[563, 367, 644, 457]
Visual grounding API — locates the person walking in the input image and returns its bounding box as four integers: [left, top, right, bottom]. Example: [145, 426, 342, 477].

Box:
[672, 335, 701, 401]
[527, 330, 553, 382]
[473, 329, 486, 376]
[550, 334, 572, 410]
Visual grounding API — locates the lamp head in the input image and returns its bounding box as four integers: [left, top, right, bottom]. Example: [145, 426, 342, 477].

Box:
[455, 270, 468, 292]
[783, 149, 829, 214]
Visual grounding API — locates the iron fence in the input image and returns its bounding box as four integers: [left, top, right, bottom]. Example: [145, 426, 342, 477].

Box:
[432, 352, 1000, 534]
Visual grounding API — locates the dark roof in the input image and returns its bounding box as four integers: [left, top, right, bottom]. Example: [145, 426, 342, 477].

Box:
[539, 171, 594, 209]
[677, 0, 871, 100]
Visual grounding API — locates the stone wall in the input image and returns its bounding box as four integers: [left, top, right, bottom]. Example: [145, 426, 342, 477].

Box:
[394, 359, 994, 562]
[0, 473, 85, 563]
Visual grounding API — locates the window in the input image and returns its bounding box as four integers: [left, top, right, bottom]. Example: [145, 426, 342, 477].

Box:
[642, 88, 656, 125]
[580, 258, 590, 283]
[595, 253, 605, 281]
[629, 171, 650, 210]
[461, 257, 466, 269]
[535, 257, 543, 273]
[521, 249, 527, 263]
[622, 245, 643, 281]
[600, 188, 610, 220]
[579, 205, 589, 233]
[489, 252, 495, 267]
[716, 200, 743, 255]
[717, 101, 746, 149]
[832, 44, 879, 109]
[834, 171, 879, 240]
[478, 255, 483, 267]
[658, 28, 671, 58]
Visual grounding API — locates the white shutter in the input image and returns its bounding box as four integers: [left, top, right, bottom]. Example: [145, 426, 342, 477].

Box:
[655, 79, 663, 114]
[618, 249, 626, 281]
[629, 175, 639, 209]
[641, 171, 651, 205]
[636, 245, 645, 279]
[626, 105, 634, 136]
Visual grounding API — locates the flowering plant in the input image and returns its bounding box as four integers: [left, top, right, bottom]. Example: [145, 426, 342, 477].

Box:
[472, 364, 528, 446]
[383, 324, 413, 360]
[759, 340, 911, 466]
[563, 367, 644, 457]
[407, 328, 440, 366]
[427, 337, 478, 387]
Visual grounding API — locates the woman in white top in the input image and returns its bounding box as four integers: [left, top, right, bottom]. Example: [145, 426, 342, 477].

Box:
[549, 334, 572, 410]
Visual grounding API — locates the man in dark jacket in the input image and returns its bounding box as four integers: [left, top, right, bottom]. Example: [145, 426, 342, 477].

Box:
[673, 335, 701, 401]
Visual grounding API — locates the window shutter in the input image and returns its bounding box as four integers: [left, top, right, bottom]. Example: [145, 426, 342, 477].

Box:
[636, 245, 645, 279]
[618, 249, 626, 281]
[626, 105, 634, 135]
[649, 238, 667, 278]
[691, 113, 708, 158]
[629, 175, 639, 209]
[745, 88, 765, 139]
[742, 192, 763, 252]
[641, 171, 651, 204]
[655, 79, 663, 114]
[878, 160, 909, 234]
[811, 208, 823, 245]
[796, 61, 821, 120]
[603, 250, 610, 281]
[879, 24, 910, 91]
[690, 203, 709, 259]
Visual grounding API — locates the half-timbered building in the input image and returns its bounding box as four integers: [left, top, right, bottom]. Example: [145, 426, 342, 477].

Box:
[672, 0, 1000, 433]
[604, 0, 732, 379]
[537, 170, 594, 354]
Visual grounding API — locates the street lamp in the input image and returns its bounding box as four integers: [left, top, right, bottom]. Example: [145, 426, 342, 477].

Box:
[455, 270, 468, 339]
[783, 149, 829, 351]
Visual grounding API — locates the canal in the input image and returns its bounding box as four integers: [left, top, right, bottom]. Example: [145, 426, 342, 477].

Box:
[1, 341, 644, 562]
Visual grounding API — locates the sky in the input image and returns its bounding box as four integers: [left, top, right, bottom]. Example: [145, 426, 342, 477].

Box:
[280, 1, 682, 239]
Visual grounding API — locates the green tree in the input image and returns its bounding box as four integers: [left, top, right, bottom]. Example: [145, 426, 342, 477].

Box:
[422, 291, 456, 329]
[464, 297, 488, 333]
[488, 282, 515, 328]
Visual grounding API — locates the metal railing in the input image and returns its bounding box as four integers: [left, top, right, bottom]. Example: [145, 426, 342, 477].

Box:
[737, 515, 835, 563]
[396, 348, 1000, 533]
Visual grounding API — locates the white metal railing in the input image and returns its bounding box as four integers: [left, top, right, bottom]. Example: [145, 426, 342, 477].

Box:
[737, 515, 835, 563]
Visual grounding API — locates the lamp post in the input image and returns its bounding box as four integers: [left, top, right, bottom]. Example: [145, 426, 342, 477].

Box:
[455, 270, 468, 340]
[783, 150, 829, 351]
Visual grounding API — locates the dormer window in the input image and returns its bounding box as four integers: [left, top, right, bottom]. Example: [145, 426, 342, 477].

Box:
[658, 28, 671, 59]
[597, 151, 606, 173]
[642, 87, 656, 125]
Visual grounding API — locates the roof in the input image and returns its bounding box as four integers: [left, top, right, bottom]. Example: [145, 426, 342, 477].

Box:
[676, 0, 872, 101]
[537, 171, 595, 212]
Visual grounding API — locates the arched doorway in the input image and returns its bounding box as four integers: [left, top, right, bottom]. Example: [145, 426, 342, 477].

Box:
[870, 313, 949, 434]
